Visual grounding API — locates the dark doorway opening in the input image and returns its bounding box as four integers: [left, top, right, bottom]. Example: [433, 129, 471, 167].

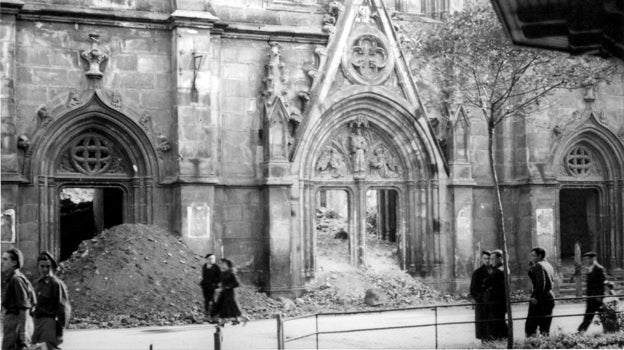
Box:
[365, 189, 399, 268]
[59, 187, 124, 261]
[560, 188, 599, 263]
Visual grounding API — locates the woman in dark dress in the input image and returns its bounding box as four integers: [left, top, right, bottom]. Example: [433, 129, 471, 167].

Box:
[215, 259, 248, 326]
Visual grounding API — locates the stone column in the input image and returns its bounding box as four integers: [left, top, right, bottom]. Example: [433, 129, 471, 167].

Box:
[355, 179, 367, 267]
[619, 180, 624, 269]
[417, 179, 429, 276]
[263, 180, 297, 297]
[169, 10, 219, 255]
[0, 2, 23, 245]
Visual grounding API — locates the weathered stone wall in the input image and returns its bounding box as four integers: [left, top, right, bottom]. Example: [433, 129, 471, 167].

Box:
[24, 0, 171, 12]
[14, 21, 172, 143]
[214, 187, 266, 285]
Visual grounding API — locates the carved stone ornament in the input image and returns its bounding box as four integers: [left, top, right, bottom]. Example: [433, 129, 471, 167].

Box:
[563, 145, 601, 178]
[37, 107, 53, 128]
[139, 111, 154, 132]
[322, 1, 345, 37]
[107, 90, 122, 108]
[342, 27, 394, 86]
[262, 41, 288, 105]
[369, 145, 400, 178]
[80, 34, 109, 79]
[66, 90, 81, 108]
[316, 146, 348, 178]
[314, 117, 403, 179]
[59, 132, 128, 175]
[17, 135, 30, 151]
[156, 134, 171, 153]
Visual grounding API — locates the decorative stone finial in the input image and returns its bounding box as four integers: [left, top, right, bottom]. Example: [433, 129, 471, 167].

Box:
[262, 41, 288, 105]
[81, 34, 109, 79]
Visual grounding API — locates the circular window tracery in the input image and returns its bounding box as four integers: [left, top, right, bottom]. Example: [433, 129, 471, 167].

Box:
[70, 133, 113, 175]
[565, 145, 594, 176]
[341, 27, 394, 86]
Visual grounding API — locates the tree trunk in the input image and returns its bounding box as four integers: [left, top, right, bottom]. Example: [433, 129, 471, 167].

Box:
[487, 123, 514, 348]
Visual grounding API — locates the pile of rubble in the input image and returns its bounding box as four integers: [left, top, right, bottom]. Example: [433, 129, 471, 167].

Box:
[58, 223, 460, 329]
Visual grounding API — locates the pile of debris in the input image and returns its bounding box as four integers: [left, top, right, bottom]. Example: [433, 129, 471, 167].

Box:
[58, 224, 207, 328]
[58, 223, 460, 329]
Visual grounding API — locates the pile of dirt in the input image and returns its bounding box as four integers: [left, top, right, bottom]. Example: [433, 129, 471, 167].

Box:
[58, 224, 207, 328]
[58, 224, 303, 328]
[59, 222, 460, 329]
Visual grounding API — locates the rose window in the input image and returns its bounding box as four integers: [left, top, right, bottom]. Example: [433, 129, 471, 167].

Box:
[70, 133, 113, 175]
[565, 145, 594, 176]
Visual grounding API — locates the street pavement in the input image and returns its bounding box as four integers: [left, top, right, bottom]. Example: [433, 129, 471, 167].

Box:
[2, 302, 602, 350]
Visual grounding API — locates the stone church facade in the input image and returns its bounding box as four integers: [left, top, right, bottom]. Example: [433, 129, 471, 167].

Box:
[1, 0, 623, 296]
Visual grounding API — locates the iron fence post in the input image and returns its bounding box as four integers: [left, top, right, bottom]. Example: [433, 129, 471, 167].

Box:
[434, 307, 438, 349]
[214, 325, 222, 350]
[315, 314, 319, 349]
[277, 314, 284, 350]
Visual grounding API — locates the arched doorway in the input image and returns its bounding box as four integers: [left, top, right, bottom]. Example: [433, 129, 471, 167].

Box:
[24, 91, 161, 260]
[554, 116, 624, 272]
[295, 92, 447, 280]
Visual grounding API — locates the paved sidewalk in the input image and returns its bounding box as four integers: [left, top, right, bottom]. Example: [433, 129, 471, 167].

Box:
[1, 302, 602, 349]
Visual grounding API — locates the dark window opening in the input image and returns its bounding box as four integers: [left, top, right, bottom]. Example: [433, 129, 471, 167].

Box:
[59, 187, 124, 261]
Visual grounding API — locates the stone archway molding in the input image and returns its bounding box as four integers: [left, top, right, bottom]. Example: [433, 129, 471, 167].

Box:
[294, 86, 446, 180]
[23, 89, 169, 183]
[553, 113, 624, 180]
[553, 112, 624, 271]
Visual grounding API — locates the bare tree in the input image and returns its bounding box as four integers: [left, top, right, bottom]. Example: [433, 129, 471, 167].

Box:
[411, 3, 620, 348]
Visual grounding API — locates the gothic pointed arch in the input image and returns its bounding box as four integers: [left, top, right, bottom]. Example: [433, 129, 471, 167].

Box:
[295, 88, 445, 180]
[21, 89, 168, 255]
[553, 112, 624, 272]
[24, 90, 166, 182]
[294, 88, 450, 280]
[553, 113, 624, 181]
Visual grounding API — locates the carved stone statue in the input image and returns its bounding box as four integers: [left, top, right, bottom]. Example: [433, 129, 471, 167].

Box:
[350, 127, 368, 175]
[369, 145, 399, 178]
[316, 146, 347, 178]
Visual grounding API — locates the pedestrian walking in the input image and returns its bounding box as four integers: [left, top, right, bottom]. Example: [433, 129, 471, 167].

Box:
[200, 253, 221, 323]
[577, 251, 606, 333]
[483, 249, 507, 340]
[215, 259, 247, 326]
[469, 250, 491, 341]
[32, 251, 72, 350]
[525, 247, 556, 337]
[1, 248, 36, 350]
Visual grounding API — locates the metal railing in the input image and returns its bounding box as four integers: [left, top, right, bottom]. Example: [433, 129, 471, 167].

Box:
[276, 294, 624, 349]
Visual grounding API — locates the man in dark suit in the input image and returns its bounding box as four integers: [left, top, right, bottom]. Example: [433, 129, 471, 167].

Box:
[577, 251, 606, 332]
[525, 247, 556, 337]
[483, 249, 508, 340]
[469, 250, 491, 341]
[200, 253, 221, 323]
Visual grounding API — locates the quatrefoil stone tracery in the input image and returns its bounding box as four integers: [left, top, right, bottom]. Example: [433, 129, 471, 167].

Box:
[342, 29, 394, 86]
[70, 133, 112, 175]
[350, 35, 388, 80]
[566, 145, 594, 176]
